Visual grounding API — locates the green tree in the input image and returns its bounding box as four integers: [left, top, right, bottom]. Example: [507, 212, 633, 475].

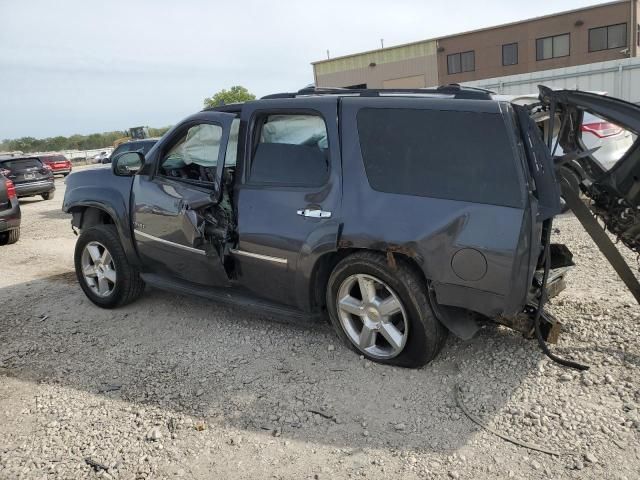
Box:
[204, 85, 256, 108]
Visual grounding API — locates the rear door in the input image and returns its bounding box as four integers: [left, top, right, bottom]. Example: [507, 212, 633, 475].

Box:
[233, 97, 342, 309]
[131, 112, 236, 286]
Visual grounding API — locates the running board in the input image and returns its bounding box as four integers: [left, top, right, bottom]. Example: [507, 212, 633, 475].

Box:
[140, 273, 323, 324]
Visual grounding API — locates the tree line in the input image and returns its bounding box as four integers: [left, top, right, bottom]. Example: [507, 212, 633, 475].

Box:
[2, 86, 257, 154]
[0, 126, 172, 154]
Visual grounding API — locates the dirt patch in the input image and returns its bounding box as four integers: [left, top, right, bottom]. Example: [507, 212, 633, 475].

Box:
[0, 179, 638, 479]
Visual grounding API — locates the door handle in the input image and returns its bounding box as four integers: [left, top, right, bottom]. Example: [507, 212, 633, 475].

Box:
[297, 208, 332, 218]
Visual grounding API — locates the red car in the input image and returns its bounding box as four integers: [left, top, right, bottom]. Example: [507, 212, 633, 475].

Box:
[39, 154, 72, 176]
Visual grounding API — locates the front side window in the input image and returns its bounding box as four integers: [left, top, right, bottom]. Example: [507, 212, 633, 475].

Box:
[249, 113, 329, 186]
[159, 123, 223, 182]
[589, 23, 627, 52]
[536, 33, 570, 60]
[502, 43, 518, 66]
[447, 51, 475, 74]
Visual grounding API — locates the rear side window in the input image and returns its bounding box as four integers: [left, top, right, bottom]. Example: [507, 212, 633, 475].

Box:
[356, 108, 523, 207]
[249, 114, 329, 186]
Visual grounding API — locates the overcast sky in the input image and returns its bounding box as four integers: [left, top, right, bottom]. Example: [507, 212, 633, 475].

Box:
[0, 0, 608, 139]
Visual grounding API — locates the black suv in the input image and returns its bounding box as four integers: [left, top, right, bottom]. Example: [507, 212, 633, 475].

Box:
[0, 173, 20, 245]
[63, 85, 640, 367]
[0, 156, 55, 200]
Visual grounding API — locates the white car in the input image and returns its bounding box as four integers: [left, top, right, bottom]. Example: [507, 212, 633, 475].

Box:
[579, 111, 634, 170]
[498, 93, 634, 171]
[92, 151, 110, 164]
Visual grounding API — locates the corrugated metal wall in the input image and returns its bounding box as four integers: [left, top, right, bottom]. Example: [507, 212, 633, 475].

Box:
[461, 57, 640, 103]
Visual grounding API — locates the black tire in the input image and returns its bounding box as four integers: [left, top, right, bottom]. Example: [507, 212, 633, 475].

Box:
[326, 251, 447, 368]
[74, 224, 145, 308]
[41, 190, 55, 200]
[0, 228, 20, 245]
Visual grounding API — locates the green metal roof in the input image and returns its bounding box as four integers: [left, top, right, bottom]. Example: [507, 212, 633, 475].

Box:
[314, 40, 437, 76]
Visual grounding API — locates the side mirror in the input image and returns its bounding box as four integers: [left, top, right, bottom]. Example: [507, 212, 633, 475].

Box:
[112, 151, 144, 176]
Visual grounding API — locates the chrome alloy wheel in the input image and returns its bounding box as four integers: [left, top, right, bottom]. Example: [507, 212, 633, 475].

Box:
[336, 274, 409, 359]
[81, 241, 116, 297]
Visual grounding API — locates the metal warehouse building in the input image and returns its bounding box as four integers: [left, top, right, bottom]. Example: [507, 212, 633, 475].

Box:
[312, 0, 639, 89]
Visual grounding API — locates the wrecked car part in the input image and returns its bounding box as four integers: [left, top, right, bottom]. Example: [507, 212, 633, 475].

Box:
[560, 171, 640, 304]
[496, 304, 562, 343]
[535, 219, 589, 371]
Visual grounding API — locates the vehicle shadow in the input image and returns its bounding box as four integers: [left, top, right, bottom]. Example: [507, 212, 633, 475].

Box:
[0, 272, 541, 453]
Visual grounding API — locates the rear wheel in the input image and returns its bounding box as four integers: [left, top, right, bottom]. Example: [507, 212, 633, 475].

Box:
[41, 190, 55, 200]
[326, 252, 447, 368]
[0, 228, 20, 245]
[74, 224, 145, 308]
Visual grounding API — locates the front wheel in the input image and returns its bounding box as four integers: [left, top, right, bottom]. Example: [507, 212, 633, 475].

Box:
[74, 224, 145, 308]
[326, 252, 447, 368]
[41, 190, 55, 200]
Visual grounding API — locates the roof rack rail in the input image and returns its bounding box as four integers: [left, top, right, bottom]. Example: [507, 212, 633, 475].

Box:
[261, 84, 495, 100]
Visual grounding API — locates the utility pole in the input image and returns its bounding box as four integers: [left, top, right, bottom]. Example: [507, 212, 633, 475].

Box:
[326, 49, 330, 59]
[380, 38, 384, 49]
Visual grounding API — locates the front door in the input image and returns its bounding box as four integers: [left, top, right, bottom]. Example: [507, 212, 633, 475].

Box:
[233, 98, 342, 309]
[132, 112, 236, 286]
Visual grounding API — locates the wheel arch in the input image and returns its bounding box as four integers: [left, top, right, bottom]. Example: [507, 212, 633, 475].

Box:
[310, 247, 481, 339]
[309, 248, 427, 312]
[69, 205, 116, 230]
[67, 201, 141, 268]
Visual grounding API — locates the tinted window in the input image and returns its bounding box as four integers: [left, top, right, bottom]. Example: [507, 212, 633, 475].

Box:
[1, 158, 42, 170]
[40, 155, 67, 162]
[249, 114, 329, 186]
[502, 43, 518, 66]
[447, 51, 474, 74]
[589, 23, 627, 52]
[536, 34, 570, 60]
[357, 108, 523, 208]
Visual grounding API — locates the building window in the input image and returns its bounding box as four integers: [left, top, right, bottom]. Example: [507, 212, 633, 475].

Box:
[502, 43, 518, 66]
[589, 23, 627, 52]
[536, 33, 570, 60]
[447, 51, 475, 74]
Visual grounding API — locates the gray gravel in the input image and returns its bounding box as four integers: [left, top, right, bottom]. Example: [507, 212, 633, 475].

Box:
[0, 177, 638, 479]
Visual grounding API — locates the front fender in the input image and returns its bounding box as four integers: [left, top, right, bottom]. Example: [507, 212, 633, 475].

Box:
[63, 171, 140, 266]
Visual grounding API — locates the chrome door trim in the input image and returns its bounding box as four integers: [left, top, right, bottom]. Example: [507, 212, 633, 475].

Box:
[134, 229, 205, 255]
[230, 248, 288, 265]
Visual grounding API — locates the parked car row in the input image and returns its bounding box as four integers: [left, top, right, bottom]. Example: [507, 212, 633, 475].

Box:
[0, 139, 160, 247]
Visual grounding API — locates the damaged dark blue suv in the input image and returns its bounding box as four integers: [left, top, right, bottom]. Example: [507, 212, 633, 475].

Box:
[63, 85, 640, 368]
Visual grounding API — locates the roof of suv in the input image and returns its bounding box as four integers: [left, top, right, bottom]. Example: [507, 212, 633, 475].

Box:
[261, 84, 495, 100]
[203, 84, 497, 113]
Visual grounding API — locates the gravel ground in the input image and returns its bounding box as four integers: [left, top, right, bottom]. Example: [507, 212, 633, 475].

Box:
[0, 177, 639, 479]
